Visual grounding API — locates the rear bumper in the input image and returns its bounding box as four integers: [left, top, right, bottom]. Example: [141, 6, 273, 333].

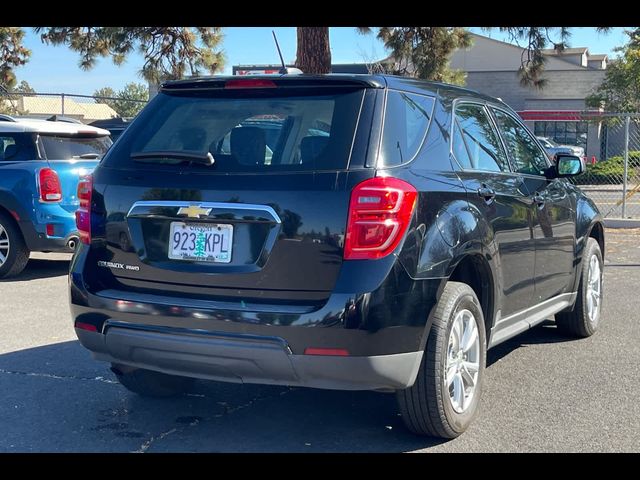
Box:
[76, 325, 423, 391]
[20, 203, 79, 253]
[70, 245, 440, 391]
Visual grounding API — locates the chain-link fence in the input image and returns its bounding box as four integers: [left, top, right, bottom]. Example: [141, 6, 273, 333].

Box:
[0, 91, 148, 124]
[562, 113, 640, 219]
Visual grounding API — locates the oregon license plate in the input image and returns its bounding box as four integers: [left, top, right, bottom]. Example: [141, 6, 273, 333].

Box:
[168, 222, 233, 263]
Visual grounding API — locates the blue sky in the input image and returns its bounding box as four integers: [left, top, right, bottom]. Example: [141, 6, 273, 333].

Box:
[14, 27, 633, 96]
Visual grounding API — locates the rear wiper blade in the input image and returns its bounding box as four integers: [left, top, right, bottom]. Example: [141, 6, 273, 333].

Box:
[72, 153, 101, 159]
[131, 150, 215, 166]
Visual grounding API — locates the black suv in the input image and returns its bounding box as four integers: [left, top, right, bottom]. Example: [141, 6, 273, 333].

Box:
[70, 75, 604, 439]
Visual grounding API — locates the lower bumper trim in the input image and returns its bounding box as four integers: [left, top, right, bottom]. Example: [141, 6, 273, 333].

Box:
[76, 326, 423, 391]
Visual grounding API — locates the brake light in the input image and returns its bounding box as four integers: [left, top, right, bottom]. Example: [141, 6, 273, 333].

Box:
[344, 177, 417, 260]
[38, 168, 62, 202]
[224, 79, 277, 89]
[75, 322, 97, 332]
[75, 174, 92, 244]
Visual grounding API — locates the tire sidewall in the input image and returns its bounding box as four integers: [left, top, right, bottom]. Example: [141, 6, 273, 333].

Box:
[439, 290, 487, 434]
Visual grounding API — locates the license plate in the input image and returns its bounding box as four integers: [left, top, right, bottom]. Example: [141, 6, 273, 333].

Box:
[168, 222, 233, 263]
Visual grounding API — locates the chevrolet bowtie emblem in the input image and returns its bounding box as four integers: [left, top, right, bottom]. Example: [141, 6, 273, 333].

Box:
[177, 205, 212, 218]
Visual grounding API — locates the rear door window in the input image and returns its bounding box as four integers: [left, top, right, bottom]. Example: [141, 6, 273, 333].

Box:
[0, 133, 38, 161]
[104, 88, 365, 172]
[379, 90, 435, 167]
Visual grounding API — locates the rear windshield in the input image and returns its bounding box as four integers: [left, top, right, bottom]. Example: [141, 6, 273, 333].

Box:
[38, 135, 112, 160]
[102, 88, 365, 172]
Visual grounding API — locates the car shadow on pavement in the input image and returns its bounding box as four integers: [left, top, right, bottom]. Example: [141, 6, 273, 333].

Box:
[0, 257, 70, 282]
[0, 320, 583, 452]
[0, 340, 448, 452]
[487, 320, 575, 367]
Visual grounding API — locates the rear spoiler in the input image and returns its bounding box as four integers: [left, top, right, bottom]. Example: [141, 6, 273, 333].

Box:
[161, 75, 386, 92]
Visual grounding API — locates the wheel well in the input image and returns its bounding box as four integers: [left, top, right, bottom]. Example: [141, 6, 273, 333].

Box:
[0, 204, 21, 230]
[588, 222, 605, 260]
[449, 255, 494, 342]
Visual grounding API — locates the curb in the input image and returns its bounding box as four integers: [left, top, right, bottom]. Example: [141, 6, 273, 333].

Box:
[604, 218, 640, 229]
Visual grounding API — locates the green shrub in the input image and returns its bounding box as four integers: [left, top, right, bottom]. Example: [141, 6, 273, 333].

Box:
[588, 156, 625, 176]
[572, 155, 640, 185]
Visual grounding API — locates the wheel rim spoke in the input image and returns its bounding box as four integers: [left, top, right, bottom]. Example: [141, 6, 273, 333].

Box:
[463, 360, 479, 375]
[461, 319, 478, 353]
[453, 373, 465, 410]
[452, 318, 462, 350]
[586, 254, 602, 324]
[460, 363, 476, 388]
[0, 224, 9, 267]
[446, 364, 457, 387]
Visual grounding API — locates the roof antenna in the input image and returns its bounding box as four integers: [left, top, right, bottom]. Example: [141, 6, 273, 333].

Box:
[272, 30, 303, 75]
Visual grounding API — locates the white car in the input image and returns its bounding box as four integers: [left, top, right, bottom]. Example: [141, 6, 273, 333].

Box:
[537, 136, 585, 159]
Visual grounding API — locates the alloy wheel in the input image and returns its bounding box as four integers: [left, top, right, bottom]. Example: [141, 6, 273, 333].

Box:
[445, 309, 480, 414]
[0, 223, 9, 267]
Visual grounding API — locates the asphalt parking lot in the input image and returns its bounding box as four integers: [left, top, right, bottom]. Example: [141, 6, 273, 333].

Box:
[1, 229, 639, 452]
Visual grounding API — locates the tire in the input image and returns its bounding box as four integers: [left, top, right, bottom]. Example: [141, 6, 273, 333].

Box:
[555, 238, 603, 338]
[111, 365, 195, 398]
[0, 211, 30, 279]
[396, 281, 487, 438]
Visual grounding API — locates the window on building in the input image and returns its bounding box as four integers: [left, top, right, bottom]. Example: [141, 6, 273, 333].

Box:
[533, 121, 588, 150]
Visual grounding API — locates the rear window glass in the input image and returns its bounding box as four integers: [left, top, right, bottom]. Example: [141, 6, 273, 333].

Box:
[379, 90, 435, 167]
[103, 88, 365, 172]
[39, 135, 112, 160]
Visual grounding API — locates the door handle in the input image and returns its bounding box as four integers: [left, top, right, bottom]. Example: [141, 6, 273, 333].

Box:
[477, 185, 496, 202]
[533, 192, 545, 207]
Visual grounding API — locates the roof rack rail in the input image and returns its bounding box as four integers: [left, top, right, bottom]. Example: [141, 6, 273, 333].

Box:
[0, 114, 17, 122]
[46, 114, 83, 124]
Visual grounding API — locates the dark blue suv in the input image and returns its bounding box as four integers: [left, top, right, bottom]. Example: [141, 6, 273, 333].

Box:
[0, 115, 111, 277]
[70, 75, 604, 438]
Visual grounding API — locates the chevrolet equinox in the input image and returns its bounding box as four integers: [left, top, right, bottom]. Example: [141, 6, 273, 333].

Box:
[70, 75, 605, 439]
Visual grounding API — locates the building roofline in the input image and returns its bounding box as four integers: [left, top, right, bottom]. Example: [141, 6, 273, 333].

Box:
[542, 47, 589, 55]
[466, 32, 605, 70]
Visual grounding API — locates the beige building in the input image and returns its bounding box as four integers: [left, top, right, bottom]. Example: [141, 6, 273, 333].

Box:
[450, 33, 609, 158]
[17, 95, 118, 123]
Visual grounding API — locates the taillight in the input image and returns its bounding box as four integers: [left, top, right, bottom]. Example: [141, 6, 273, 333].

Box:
[38, 168, 62, 202]
[75, 174, 92, 244]
[344, 177, 417, 260]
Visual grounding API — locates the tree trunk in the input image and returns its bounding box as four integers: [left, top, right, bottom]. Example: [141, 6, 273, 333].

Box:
[295, 27, 331, 74]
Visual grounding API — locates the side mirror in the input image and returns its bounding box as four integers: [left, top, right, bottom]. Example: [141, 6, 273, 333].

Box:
[554, 154, 584, 178]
